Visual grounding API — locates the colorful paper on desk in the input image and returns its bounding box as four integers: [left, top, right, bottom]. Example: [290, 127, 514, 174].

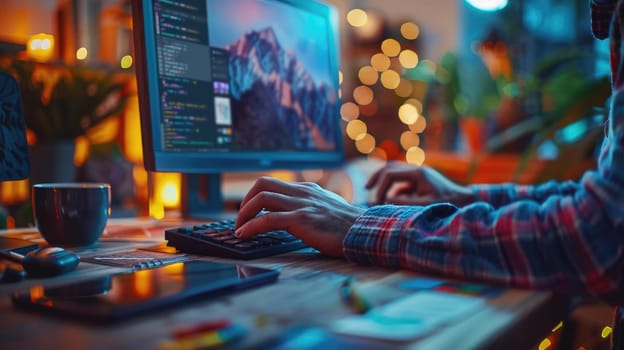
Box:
[331, 291, 484, 341]
[400, 277, 503, 297]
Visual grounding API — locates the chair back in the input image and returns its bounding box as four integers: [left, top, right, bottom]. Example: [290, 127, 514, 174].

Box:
[0, 72, 30, 181]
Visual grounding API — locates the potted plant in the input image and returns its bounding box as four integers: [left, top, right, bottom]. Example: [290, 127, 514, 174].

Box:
[481, 48, 611, 182]
[3, 59, 129, 184]
[430, 51, 502, 154]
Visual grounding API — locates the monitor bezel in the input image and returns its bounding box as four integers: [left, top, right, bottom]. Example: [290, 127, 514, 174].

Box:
[132, 0, 344, 174]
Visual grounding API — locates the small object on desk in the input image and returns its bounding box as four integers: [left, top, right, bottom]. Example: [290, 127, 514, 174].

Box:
[164, 218, 307, 259]
[140, 242, 181, 254]
[159, 323, 246, 350]
[0, 261, 26, 282]
[11, 261, 280, 323]
[0, 246, 79, 277]
[331, 291, 485, 341]
[0, 237, 39, 255]
[171, 318, 231, 339]
[340, 277, 372, 314]
[80, 250, 188, 270]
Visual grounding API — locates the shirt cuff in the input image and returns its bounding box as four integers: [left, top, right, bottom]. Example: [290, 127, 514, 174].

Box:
[343, 205, 424, 267]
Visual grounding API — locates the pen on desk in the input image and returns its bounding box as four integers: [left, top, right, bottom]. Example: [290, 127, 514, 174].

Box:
[171, 319, 231, 339]
[160, 320, 246, 350]
[340, 278, 372, 314]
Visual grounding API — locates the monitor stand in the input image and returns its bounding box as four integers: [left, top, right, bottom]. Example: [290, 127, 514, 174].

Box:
[181, 173, 237, 220]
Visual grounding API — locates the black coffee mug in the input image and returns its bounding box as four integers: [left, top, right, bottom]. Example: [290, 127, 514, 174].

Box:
[32, 183, 111, 247]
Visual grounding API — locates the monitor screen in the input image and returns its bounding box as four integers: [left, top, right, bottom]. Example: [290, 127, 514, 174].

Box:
[132, 0, 343, 174]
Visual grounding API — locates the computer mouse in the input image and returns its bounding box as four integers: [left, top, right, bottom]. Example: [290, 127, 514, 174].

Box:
[22, 247, 80, 278]
[0, 261, 26, 282]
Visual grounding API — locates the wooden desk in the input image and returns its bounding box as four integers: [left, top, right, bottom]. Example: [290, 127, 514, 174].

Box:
[0, 218, 570, 350]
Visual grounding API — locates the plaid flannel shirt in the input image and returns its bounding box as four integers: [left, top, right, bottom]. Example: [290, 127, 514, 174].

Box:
[344, 1, 624, 346]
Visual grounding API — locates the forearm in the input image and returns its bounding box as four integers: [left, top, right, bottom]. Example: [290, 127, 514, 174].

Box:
[344, 170, 624, 296]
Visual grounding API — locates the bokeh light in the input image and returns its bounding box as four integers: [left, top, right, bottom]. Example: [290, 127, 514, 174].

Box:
[381, 38, 401, 57]
[395, 79, 414, 97]
[76, 47, 88, 60]
[355, 133, 376, 154]
[120, 55, 133, 69]
[353, 85, 374, 105]
[368, 147, 388, 161]
[406, 146, 425, 165]
[371, 53, 391, 72]
[347, 9, 368, 27]
[409, 115, 428, 133]
[399, 49, 419, 68]
[398, 103, 420, 125]
[358, 65, 379, 85]
[346, 119, 367, 140]
[466, 0, 508, 11]
[340, 102, 360, 121]
[400, 131, 420, 150]
[404, 98, 423, 114]
[380, 70, 401, 89]
[27, 33, 54, 61]
[400, 22, 420, 40]
[379, 139, 400, 159]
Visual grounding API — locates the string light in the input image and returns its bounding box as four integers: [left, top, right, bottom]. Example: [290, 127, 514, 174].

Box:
[398, 103, 420, 125]
[368, 147, 388, 160]
[409, 115, 428, 133]
[406, 146, 425, 165]
[358, 66, 379, 85]
[381, 38, 401, 57]
[355, 134, 376, 153]
[602, 326, 613, 338]
[347, 9, 368, 27]
[400, 131, 420, 149]
[76, 47, 88, 61]
[353, 85, 374, 105]
[342, 14, 428, 163]
[371, 53, 391, 72]
[400, 22, 420, 40]
[380, 70, 401, 89]
[395, 79, 414, 97]
[346, 120, 367, 140]
[341, 102, 360, 121]
[120, 55, 133, 69]
[399, 49, 419, 68]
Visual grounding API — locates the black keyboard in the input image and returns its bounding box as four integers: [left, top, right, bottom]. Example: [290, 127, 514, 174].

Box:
[164, 219, 307, 259]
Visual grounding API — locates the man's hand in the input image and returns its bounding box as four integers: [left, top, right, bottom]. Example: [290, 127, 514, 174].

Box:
[234, 177, 365, 257]
[366, 162, 475, 206]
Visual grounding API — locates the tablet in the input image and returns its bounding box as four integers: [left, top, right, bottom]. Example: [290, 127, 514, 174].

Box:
[11, 260, 279, 323]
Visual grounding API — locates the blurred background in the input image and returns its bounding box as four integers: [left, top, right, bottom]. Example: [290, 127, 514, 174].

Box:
[0, 0, 610, 220]
[0, 1, 616, 348]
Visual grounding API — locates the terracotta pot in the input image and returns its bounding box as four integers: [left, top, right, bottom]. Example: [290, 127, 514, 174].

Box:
[459, 117, 486, 154]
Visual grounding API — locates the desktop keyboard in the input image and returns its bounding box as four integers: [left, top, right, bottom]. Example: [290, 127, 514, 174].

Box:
[164, 219, 308, 259]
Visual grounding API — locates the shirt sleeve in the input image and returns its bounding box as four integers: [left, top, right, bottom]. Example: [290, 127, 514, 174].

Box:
[470, 180, 580, 208]
[344, 91, 624, 298]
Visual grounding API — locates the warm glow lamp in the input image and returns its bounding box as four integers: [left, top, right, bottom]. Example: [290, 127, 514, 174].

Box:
[465, 0, 508, 11]
[26, 33, 55, 62]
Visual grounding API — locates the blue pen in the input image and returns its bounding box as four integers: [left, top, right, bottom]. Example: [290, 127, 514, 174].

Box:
[340, 278, 372, 314]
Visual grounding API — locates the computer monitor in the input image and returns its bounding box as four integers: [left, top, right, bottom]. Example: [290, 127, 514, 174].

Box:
[132, 0, 343, 217]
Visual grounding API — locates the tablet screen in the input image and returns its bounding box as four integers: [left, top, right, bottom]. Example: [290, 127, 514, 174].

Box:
[11, 260, 279, 323]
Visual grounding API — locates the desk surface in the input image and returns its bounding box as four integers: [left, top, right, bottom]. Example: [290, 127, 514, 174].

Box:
[0, 218, 569, 350]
